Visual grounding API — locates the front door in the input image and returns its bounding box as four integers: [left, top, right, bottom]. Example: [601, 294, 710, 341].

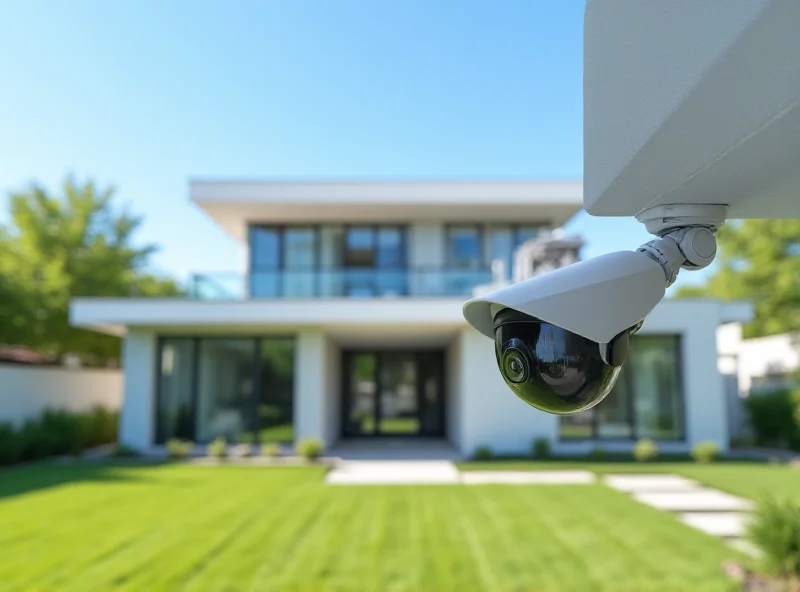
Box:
[342, 351, 445, 437]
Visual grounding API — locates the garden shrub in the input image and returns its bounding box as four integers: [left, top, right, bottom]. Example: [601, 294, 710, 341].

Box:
[633, 438, 658, 462]
[231, 443, 253, 458]
[745, 497, 800, 582]
[0, 422, 21, 466]
[532, 438, 550, 459]
[112, 443, 140, 458]
[473, 445, 493, 461]
[207, 437, 228, 459]
[0, 406, 119, 467]
[262, 442, 281, 458]
[691, 441, 720, 463]
[166, 438, 194, 459]
[296, 438, 324, 461]
[745, 388, 800, 450]
[589, 447, 608, 460]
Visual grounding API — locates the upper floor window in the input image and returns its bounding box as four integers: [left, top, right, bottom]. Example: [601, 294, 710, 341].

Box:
[445, 224, 544, 274]
[249, 224, 407, 297]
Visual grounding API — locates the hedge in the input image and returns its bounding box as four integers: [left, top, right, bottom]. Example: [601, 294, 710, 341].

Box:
[0, 406, 118, 467]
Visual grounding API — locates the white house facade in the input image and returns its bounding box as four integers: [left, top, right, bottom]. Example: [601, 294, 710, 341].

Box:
[70, 180, 751, 457]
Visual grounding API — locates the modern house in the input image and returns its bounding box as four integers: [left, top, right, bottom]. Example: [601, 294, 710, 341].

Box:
[70, 180, 751, 457]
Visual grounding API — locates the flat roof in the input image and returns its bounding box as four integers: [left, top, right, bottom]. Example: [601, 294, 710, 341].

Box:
[189, 179, 584, 241]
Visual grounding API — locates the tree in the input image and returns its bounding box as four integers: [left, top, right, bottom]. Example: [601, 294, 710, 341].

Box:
[676, 219, 800, 338]
[0, 176, 181, 363]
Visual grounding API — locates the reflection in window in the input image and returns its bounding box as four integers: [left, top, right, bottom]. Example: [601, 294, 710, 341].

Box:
[156, 336, 296, 444]
[559, 336, 683, 440]
[259, 338, 295, 443]
[157, 339, 195, 442]
[446, 226, 481, 269]
[195, 339, 258, 443]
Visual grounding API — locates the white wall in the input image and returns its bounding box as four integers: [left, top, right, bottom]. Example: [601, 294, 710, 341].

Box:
[0, 364, 121, 427]
[294, 331, 326, 446]
[718, 325, 799, 394]
[119, 329, 156, 450]
[446, 336, 462, 449]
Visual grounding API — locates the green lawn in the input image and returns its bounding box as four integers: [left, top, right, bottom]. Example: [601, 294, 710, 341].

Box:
[458, 459, 800, 501]
[0, 462, 741, 591]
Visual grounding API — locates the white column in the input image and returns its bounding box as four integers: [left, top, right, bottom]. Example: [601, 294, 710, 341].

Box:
[119, 329, 156, 451]
[294, 331, 328, 447]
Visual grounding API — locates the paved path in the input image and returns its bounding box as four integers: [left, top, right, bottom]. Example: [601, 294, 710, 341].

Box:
[603, 473, 753, 552]
[325, 461, 594, 486]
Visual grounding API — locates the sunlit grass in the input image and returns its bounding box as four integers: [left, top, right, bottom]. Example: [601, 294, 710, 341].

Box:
[0, 463, 741, 591]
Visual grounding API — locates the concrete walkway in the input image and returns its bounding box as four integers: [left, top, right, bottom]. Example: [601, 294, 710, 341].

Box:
[603, 474, 753, 552]
[325, 460, 595, 486]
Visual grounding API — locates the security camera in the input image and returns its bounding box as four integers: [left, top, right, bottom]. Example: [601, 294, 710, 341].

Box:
[463, 206, 724, 415]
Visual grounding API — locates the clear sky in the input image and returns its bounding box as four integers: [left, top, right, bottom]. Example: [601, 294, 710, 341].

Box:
[0, 0, 710, 290]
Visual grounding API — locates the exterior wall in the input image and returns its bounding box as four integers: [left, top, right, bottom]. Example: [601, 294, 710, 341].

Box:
[445, 337, 462, 450]
[0, 364, 122, 427]
[718, 323, 799, 394]
[294, 331, 327, 446]
[119, 329, 157, 450]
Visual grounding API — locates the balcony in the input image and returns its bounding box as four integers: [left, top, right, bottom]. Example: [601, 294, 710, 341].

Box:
[189, 268, 494, 300]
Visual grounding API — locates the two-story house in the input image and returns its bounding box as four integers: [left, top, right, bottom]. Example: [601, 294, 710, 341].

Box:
[70, 180, 751, 457]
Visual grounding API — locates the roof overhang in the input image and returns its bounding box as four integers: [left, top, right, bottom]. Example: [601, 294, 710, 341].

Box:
[189, 180, 584, 241]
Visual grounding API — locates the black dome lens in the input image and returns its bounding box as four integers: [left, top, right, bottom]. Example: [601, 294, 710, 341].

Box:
[493, 310, 623, 415]
[502, 345, 530, 383]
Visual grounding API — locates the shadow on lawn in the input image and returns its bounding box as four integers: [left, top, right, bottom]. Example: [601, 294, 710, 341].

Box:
[0, 460, 164, 501]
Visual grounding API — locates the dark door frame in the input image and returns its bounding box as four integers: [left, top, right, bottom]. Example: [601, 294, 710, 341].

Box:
[341, 349, 446, 439]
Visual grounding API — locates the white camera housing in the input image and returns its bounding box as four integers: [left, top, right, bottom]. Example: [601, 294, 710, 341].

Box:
[462, 220, 721, 415]
[463, 250, 665, 345]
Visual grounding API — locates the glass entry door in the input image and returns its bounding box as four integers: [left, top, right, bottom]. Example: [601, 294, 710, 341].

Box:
[342, 351, 444, 437]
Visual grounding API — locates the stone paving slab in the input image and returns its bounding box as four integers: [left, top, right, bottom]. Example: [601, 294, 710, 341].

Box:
[460, 470, 595, 485]
[325, 460, 460, 485]
[603, 474, 701, 492]
[678, 512, 748, 538]
[633, 489, 753, 512]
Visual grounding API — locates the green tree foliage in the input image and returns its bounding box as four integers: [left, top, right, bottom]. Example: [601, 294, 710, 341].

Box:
[0, 176, 181, 363]
[676, 220, 800, 338]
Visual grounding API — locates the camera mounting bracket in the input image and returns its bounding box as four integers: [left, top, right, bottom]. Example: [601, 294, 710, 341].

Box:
[635, 204, 728, 236]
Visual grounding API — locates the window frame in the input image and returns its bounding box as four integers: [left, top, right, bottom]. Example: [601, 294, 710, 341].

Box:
[154, 335, 296, 445]
[443, 223, 548, 268]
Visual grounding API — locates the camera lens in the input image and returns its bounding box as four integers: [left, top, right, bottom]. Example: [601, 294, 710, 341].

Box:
[493, 309, 624, 415]
[502, 343, 530, 383]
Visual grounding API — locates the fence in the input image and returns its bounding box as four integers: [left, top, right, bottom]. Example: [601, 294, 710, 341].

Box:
[0, 364, 122, 426]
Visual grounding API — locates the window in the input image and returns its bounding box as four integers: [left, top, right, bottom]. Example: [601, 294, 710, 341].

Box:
[156, 336, 296, 444]
[559, 335, 684, 440]
[446, 224, 546, 270]
[446, 226, 481, 269]
[156, 338, 195, 442]
[248, 225, 407, 297]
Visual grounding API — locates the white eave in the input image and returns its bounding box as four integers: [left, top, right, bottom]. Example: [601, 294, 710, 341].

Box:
[189, 179, 584, 241]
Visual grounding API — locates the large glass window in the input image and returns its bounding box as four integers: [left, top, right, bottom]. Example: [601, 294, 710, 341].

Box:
[196, 339, 258, 443]
[559, 335, 684, 440]
[258, 338, 296, 443]
[446, 226, 481, 269]
[156, 338, 195, 442]
[156, 336, 296, 444]
[248, 225, 408, 297]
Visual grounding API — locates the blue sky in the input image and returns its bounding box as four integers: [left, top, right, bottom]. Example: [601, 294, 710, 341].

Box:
[0, 0, 710, 289]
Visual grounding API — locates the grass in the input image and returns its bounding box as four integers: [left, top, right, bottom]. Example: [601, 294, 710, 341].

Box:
[0, 462, 741, 591]
[458, 458, 800, 501]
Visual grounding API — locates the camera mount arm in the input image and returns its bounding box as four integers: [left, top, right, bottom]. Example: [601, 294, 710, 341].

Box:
[637, 226, 718, 287]
[635, 203, 726, 287]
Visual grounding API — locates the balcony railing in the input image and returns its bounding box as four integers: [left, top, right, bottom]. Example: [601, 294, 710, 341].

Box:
[189, 268, 494, 300]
